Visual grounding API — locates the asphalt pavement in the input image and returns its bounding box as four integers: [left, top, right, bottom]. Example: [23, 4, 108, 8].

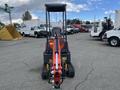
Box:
[0, 33, 120, 90]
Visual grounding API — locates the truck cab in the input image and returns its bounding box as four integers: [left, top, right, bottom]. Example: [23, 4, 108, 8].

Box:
[90, 21, 103, 39]
[103, 27, 120, 47]
[31, 26, 47, 38]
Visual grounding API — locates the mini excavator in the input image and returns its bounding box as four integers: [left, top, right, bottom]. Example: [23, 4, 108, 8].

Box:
[41, 4, 75, 89]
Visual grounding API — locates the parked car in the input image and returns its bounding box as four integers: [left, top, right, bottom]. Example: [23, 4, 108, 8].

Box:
[66, 25, 79, 34]
[80, 27, 89, 32]
[73, 24, 89, 33]
[40, 24, 52, 31]
[103, 27, 120, 47]
[33, 26, 49, 37]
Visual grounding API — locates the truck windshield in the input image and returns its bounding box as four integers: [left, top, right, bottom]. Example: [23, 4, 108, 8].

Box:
[38, 26, 44, 29]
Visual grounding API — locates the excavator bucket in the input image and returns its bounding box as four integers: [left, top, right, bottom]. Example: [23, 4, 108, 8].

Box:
[0, 25, 22, 41]
[6, 25, 22, 40]
[0, 27, 13, 40]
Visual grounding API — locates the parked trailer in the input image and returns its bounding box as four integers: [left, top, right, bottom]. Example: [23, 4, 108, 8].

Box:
[19, 20, 49, 38]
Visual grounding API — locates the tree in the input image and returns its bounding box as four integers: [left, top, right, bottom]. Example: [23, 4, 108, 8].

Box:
[71, 19, 81, 24]
[22, 10, 32, 21]
[0, 22, 5, 30]
[86, 21, 91, 24]
[66, 19, 72, 25]
[66, 19, 82, 25]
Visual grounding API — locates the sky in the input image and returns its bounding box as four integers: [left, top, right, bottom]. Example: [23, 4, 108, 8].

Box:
[0, 0, 120, 23]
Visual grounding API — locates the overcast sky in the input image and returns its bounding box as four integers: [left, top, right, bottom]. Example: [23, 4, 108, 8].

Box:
[0, 0, 120, 23]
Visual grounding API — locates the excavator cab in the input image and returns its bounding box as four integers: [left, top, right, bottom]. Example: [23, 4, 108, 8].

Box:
[41, 4, 75, 89]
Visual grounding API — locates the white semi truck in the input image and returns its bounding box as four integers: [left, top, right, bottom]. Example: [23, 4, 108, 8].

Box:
[103, 28, 120, 47]
[114, 10, 120, 28]
[90, 17, 114, 40]
[103, 10, 120, 47]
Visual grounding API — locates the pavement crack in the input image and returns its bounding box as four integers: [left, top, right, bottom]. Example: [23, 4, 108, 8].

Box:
[74, 63, 95, 90]
[23, 61, 31, 68]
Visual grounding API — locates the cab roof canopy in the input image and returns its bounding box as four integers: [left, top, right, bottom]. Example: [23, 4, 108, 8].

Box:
[45, 4, 66, 12]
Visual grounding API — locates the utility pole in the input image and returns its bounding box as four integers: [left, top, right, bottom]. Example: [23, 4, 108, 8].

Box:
[93, 15, 96, 32]
[0, 4, 14, 25]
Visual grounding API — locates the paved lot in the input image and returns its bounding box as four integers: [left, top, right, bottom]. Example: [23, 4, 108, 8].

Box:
[0, 33, 120, 90]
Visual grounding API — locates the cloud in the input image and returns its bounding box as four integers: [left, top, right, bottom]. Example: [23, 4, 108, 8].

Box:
[31, 13, 39, 19]
[0, 0, 89, 23]
[0, 0, 88, 13]
[12, 18, 23, 23]
[90, 0, 102, 1]
[105, 10, 115, 15]
[0, 0, 65, 23]
[87, 0, 102, 6]
[61, 1, 89, 12]
[0, 0, 30, 7]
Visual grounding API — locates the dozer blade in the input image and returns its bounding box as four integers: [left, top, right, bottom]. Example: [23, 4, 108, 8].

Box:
[0, 27, 13, 40]
[6, 25, 22, 40]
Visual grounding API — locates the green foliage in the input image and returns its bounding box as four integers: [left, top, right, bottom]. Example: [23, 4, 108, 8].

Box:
[66, 19, 82, 25]
[86, 21, 91, 24]
[22, 10, 32, 21]
[0, 22, 5, 30]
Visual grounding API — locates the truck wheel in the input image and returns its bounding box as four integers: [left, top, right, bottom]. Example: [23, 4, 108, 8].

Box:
[67, 63, 75, 78]
[71, 30, 74, 34]
[108, 37, 120, 47]
[100, 33, 104, 41]
[22, 32, 25, 37]
[35, 33, 39, 38]
[54, 85, 60, 89]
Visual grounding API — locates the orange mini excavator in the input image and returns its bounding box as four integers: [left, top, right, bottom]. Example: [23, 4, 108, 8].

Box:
[41, 4, 75, 89]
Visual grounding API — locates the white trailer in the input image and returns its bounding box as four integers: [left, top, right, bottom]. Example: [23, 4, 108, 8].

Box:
[19, 19, 48, 38]
[114, 10, 120, 28]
